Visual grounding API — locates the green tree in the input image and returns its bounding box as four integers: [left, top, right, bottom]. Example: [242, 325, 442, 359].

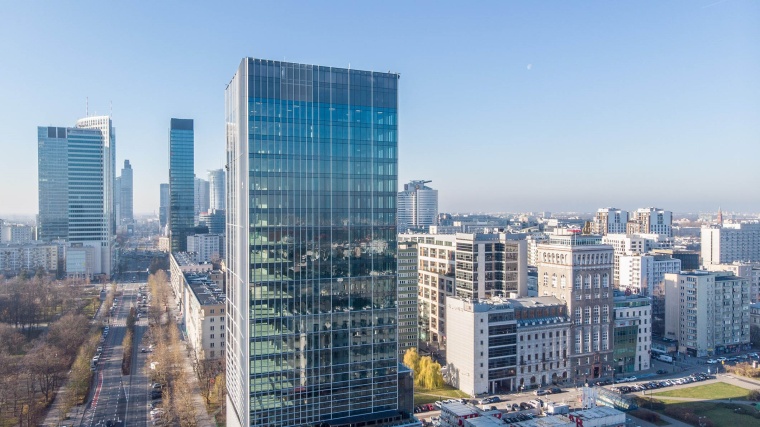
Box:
[403, 348, 421, 376]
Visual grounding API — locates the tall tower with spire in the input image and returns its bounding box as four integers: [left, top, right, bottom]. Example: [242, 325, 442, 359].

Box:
[717, 207, 723, 225]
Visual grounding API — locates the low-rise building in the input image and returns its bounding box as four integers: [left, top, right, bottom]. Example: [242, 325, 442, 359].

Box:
[613, 294, 651, 373]
[170, 252, 225, 360]
[513, 297, 571, 389]
[664, 271, 751, 356]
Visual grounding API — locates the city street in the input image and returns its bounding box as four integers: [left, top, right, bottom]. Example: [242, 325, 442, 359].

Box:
[79, 282, 150, 427]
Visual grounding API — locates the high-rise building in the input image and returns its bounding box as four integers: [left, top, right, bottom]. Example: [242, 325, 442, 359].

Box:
[37, 127, 69, 241]
[397, 241, 418, 357]
[159, 183, 169, 232]
[592, 208, 628, 236]
[169, 118, 194, 252]
[208, 169, 225, 211]
[37, 116, 115, 277]
[664, 271, 751, 356]
[120, 160, 133, 223]
[398, 232, 528, 344]
[114, 176, 121, 225]
[397, 180, 438, 233]
[626, 208, 672, 237]
[225, 59, 414, 427]
[536, 232, 614, 382]
[617, 254, 681, 296]
[701, 222, 760, 265]
[194, 177, 210, 224]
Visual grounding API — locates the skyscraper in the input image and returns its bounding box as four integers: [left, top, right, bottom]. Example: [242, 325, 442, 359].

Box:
[397, 180, 438, 233]
[37, 115, 116, 277]
[591, 208, 628, 236]
[194, 176, 210, 223]
[120, 159, 133, 223]
[159, 183, 169, 232]
[38, 127, 69, 241]
[225, 59, 413, 427]
[208, 168, 225, 211]
[169, 118, 194, 252]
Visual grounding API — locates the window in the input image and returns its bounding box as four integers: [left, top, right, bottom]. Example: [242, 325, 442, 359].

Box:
[211, 334, 215, 339]
[210, 343, 215, 348]
[210, 309, 215, 314]
[552, 274, 557, 288]
[561, 275, 566, 289]
[211, 326, 215, 331]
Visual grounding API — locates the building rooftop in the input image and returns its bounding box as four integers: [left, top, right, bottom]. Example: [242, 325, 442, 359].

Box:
[173, 252, 224, 306]
[441, 401, 479, 417]
[563, 406, 622, 420]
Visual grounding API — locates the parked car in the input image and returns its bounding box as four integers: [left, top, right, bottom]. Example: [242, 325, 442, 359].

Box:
[550, 387, 562, 394]
[511, 403, 519, 411]
[534, 389, 550, 396]
[656, 369, 667, 374]
[717, 357, 727, 362]
[707, 359, 718, 364]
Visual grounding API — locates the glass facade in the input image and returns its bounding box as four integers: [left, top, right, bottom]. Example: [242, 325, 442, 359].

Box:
[38, 127, 69, 241]
[169, 118, 195, 252]
[226, 58, 401, 427]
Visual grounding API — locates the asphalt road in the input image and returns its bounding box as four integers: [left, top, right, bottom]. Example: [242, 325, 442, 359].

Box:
[80, 282, 151, 427]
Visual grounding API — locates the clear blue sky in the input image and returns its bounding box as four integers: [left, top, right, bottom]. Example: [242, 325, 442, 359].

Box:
[1, 1, 758, 216]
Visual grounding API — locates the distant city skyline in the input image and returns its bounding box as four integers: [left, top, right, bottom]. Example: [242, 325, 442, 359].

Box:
[1, 1, 758, 216]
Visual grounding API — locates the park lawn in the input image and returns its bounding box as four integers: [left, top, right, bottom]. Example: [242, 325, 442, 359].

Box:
[656, 401, 760, 427]
[414, 385, 470, 405]
[652, 382, 751, 400]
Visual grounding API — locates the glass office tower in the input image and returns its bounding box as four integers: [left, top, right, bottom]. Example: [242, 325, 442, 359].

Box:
[169, 118, 195, 252]
[226, 59, 413, 427]
[38, 127, 70, 241]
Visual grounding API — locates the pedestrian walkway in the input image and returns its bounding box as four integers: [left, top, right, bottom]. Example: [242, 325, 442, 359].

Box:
[167, 286, 217, 426]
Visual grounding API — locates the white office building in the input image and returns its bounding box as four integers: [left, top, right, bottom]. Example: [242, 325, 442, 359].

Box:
[701, 222, 760, 265]
[445, 296, 517, 395]
[398, 180, 438, 232]
[0, 243, 58, 275]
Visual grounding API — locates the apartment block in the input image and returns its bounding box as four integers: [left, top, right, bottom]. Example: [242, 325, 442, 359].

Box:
[664, 271, 751, 356]
[702, 222, 760, 265]
[626, 208, 672, 237]
[703, 262, 760, 303]
[0, 243, 58, 275]
[592, 208, 628, 236]
[170, 252, 225, 360]
[618, 254, 681, 296]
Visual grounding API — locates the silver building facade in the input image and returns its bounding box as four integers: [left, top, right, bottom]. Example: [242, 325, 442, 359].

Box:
[226, 58, 415, 427]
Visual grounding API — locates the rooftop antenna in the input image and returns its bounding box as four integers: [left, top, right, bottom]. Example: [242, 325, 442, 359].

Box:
[86, 97, 89, 117]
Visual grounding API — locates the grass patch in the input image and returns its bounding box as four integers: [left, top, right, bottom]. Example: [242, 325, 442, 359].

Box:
[414, 385, 470, 405]
[657, 401, 760, 427]
[653, 382, 751, 400]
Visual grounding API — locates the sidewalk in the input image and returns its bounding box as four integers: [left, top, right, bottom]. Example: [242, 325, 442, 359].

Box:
[41, 291, 109, 426]
[167, 285, 217, 427]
